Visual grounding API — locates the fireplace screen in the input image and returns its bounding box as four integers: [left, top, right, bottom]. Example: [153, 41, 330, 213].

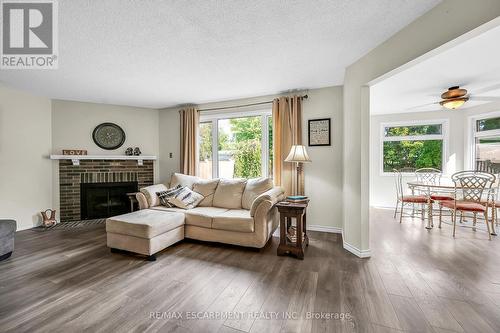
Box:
[80, 182, 138, 220]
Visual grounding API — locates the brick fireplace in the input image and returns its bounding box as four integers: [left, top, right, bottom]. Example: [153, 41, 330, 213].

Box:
[58, 159, 154, 221]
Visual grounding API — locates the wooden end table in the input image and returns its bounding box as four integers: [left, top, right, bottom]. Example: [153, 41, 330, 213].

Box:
[276, 200, 309, 259]
[126, 192, 139, 212]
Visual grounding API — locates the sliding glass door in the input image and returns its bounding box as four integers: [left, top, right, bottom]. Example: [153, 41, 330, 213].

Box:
[199, 110, 272, 179]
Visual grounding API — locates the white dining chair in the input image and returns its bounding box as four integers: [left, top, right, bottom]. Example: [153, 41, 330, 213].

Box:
[393, 169, 429, 223]
[439, 171, 495, 239]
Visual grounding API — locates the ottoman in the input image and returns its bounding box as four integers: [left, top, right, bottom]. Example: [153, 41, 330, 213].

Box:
[0, 220, 16, 261]
[106, 210, 185, 261]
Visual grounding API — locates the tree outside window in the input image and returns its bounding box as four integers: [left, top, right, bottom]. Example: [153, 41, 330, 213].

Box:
[199, 113, 272, 179]
[382, 123, 444, 173]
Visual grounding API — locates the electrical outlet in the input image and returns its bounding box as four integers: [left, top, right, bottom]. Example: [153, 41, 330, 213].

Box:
[169, 152, 173, 158]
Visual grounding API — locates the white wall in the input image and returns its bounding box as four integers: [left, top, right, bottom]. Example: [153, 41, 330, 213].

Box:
[51, 100, 160, 216]
[159, 86, 344, 230]
[0, 85, 53, 231]
[369, 110, 464, 208]
[51, 100, 159, 156]
[302, 87, 343, 231]
[158, 108, 180, 183]
[343, 0, 500, 257]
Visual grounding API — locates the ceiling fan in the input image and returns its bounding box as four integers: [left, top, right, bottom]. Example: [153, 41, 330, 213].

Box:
[439, 86, 469, 109]
[404, 84, 500, 111]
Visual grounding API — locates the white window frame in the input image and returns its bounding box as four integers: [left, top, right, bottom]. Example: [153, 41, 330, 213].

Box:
[199, 109, 272, 179]
[467, 111, 500, 170]
[380, 119, 449, 176]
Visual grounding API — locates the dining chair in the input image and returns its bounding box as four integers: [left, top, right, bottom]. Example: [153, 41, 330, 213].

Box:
[415, 168, 453, 201]
[439, 171, 495, 239]
[415, 168, 442, 183]
[393, 169, 429, 223]
[480, 173, 500, 235]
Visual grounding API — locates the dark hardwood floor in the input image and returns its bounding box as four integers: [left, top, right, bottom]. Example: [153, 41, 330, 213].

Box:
[1, 209, 500, 333]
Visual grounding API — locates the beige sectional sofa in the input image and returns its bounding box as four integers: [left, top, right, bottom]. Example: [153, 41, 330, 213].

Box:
[106, 173, 284, 260]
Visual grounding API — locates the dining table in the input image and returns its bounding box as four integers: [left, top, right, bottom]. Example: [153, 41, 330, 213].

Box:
[406, 179, 497, 233]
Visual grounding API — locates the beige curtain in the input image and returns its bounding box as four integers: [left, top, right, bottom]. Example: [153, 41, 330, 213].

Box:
[272, 96, 303, 196]
[179, 107, 199, 176]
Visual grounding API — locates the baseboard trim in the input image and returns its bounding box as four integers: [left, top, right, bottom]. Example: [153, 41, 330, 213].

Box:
[342, 240, 371, 258]
[16, 225, 36, 232]
[371, 205, 396, 210]
[307, 225, 342, 234]
[287, 224, 371, 258]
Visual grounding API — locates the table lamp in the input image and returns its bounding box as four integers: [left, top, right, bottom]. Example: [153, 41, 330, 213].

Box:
[285, 145, 311, 196]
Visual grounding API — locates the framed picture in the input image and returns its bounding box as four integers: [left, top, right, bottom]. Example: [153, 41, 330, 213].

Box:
[308, 118, 331, 146]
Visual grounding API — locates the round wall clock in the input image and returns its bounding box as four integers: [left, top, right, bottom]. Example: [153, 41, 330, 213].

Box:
[92, 123, 126, 150]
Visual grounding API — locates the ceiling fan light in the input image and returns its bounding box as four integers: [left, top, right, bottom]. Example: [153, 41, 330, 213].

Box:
[439, 97, 468, 109]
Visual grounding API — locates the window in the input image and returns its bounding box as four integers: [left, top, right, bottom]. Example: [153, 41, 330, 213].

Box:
[198, 122, 213, 179]
[472, 115, 500, 173]
[199, 110, 272, 179]
[381, 121, 446, 173]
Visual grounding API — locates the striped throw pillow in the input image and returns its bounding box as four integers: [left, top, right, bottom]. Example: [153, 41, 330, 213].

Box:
[168, 186, 204, 209]
[156, 185, 183, 207]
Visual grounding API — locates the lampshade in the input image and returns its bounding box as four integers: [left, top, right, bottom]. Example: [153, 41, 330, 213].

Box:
[439, 97, 468, 110]
[285, 145, 311, 163]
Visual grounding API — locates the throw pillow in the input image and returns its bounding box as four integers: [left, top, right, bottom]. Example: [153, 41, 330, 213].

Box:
[193, 179, 220, 207]
[156, 185, 183, 207]
[168, 186, 204, 209]
[242, 177, 274, 210]
[212, 178, 247, 209]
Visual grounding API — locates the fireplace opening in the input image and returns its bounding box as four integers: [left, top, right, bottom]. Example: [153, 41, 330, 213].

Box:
[80, 182, 138, 220]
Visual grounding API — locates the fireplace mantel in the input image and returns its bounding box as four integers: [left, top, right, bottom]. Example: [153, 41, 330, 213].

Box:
[50, 155, 157, 166]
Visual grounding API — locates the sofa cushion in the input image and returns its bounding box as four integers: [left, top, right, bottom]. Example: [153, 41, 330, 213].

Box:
[213, 178, 247, 209]
[441, 200, 487, 212]
[170, 173, 200, 189]
[193, 179, 220, 207]
[140, 184, 169, 207]
[168, 187, 204, 209]
[212, 209, 254, 233]
[106, 210, 185, 239]
[184, 207, 229, 228]
[242, 177, 274, 210]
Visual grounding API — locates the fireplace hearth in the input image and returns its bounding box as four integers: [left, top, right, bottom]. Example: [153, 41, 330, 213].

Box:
[81, 182, 138, 220]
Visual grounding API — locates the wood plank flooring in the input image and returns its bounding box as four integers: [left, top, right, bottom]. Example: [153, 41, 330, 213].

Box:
[1, 209, 500, 332]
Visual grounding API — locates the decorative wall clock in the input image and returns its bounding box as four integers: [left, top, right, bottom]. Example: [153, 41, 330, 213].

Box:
[92, 123, 126, 150]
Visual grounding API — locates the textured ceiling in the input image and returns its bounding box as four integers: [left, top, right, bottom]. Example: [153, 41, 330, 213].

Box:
[371, 22, 500, 115]
[0, 0, 440, 108]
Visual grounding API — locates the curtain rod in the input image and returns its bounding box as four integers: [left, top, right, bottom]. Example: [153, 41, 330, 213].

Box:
[197, 94, 308, 112]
